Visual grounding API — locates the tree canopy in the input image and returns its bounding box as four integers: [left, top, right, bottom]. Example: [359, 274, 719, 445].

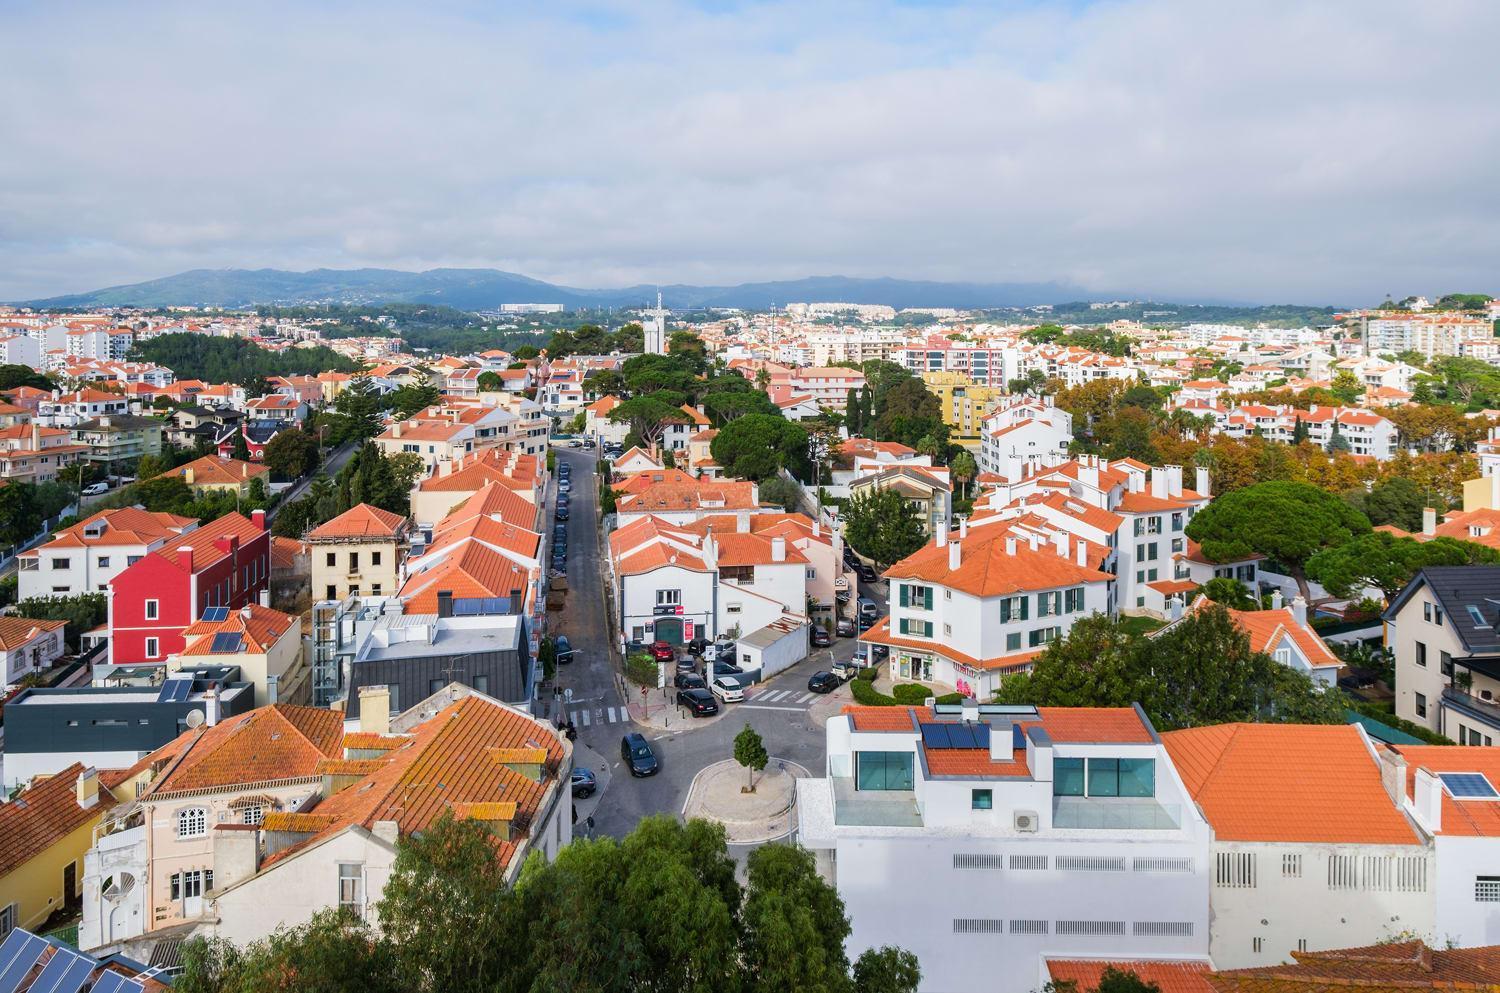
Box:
[710, 414, 810, 482]
[1306, 532, 1500, 599]
[131, 332, 359, 386]
[842, 487, 925, 569]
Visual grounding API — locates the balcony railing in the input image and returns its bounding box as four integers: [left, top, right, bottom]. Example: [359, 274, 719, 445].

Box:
[1052, 797, 1181, 830]
[1442, 686, 1500, 730]
[831, 777, 924, 828]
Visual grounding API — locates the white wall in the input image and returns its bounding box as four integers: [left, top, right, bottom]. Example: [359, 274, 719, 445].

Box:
[619, 565, 715, 643]
[1434, 835, 1500, 947]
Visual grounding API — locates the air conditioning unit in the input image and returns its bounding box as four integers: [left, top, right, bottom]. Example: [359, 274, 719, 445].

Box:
[1014, 810, 1039, 833]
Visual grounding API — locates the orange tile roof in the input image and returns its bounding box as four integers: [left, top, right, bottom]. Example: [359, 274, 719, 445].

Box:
[1035, 707, 1154, 744]
[153, 511, 264, 571]
[33, 507, 195, 550]
[179, 603, 299, 656]
[710, 531, 809, 566]
[258, 696, 566, 873]
[613, 468, 699, 492]
[925, 748, 1029, 777]
[145, 705, 344, 794]
[1116, 488, 1207, 513]
[158, 455, 268, 487]
[1221, 605, 1339, 668]
[842, 705, 929, 731]
[884, 530, 1112, 597]
[617, 480, 760, 513]
[1048, 960, 1214, 993]
[1392, 744, 1500, 837]
[270, 535, 306, 570]
[0, 616, 66, 651]
[399, 542, 532, 612]
[307, 502, 409, 541]
[1207, 941, 1500, 991]
[422, 513, 539, 561]
[417, 449, 540, 493]
[0, 763, 116, 878]
[437, 480, 542, 532]
[1162, 724, 1420, 845]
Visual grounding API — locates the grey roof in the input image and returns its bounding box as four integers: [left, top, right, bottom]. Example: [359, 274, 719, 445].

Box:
[1386, 565, 1500, 656]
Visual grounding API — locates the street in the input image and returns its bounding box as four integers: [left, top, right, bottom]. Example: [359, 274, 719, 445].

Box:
[542, 447, 863, 846]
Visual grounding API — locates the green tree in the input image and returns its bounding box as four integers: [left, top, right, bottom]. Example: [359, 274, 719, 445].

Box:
[742, 843, 856, 993]
[1094, 966, 1163, 993]
[610, 396, 687, 449]
[757, 476, 803, 512]
[667, 330, 709, 372]
[332, 377, 383, 440]
[872, 378, 947, 455]
[130, 333, 358, 382]
[711, 414, 810, 481]
[263, 428, 322, 479]
[1330, 369, 1363, 404]
[230, 428, 251, 462]
[1291, 416, 1309, 444]
[0, 364, 53, 392]
[1328, 419, 1352, 453]
[703, 390, 778, 424]
[1008, 369, 1049, 396]
[845, 389, 863, 434]
[131, 475, 196, 514]
[734, 723, 769, 791]
[1185, 481, 1371, 599]
[14, 593, 108, 651]
[852, 948, 921, 993]
[1307, 532, 1500, 599]
[176, 911, 401, 993]
[388, 383, 441, 419]
[949, 450, 978, 501]
[0, 480, 43, 549]
[843, 488, 925, 569]
[477, 370, 503, 392]
[1345, 477, 1442, 531]
[1198, 576, 1258, 609]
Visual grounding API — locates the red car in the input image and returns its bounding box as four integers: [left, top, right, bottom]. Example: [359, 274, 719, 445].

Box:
[650, 641, 675, 661]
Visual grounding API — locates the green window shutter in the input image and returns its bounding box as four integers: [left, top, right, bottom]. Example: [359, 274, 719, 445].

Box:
[899, 585, 909, 607]
[923, 588, 933, 609]
[1020, 597, 1029, 621]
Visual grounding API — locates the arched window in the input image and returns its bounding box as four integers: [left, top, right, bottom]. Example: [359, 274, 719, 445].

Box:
[176, 806, 207, 838]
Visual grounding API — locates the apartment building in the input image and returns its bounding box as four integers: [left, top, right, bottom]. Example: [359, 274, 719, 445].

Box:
[407, 449, 542, 533]
[865, 523, 1112, 699]
[797, 703, 1212, 993]
[1366, 313, 1493, 358]
[375, 416, 476, 470]
[70, 414, 163, 467]
[807, 330, 908, 367]
[1213, 404, 1398, 460]
[920, 372, 1008, 449]
[978, 396, 1075, 481]
[0, 332, 41, 368]
[848, 464, 953, 537]
[0, 422, 88, 483]
[35, 388, 135, 428]
[1385, 566, 1500, 746]
[18, 507, 196, 600]
[307, 502, 411, 602]
[773, 366, 866, 412]
[900, 338, 1020, 388]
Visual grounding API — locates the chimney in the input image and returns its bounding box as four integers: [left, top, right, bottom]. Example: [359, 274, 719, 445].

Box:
[1271, 589, 1284, 611]
[436, 589, 454, 618]
[1422, 507, 1437, 537]
[212, 824, 261, 889]
[241, 461, 249, 478]
[948, 539, 961, 571]
[1290, 595, 1308, 626]
[1168, 595, 1183, 622]
[771, 536, 786, 562]
[204, 687, 220, 727]
[1412, 767, 1444, 831]
[30, 422, 39, 450]
[241, 604, 253, 620]
[1150, 470, 1168, 499]
[1027, 534, 1039, 552]
[1005, 536, 1017, 556]
[179, 545, 194, 573]
[1053, 532, 1068, 557]
[958, 517, 968, 539]
[184, 467, 195, 485]
[372, 820, 400, 847]
[260, 588, 270, 608]
[252, 508, 266, 531]
[936, 526, 947, 547]
[393, 422, 403, 438]
[75, 767, 99, 809]
[1167, 465, 1183, 497]
[1076, 540, 1087, 566]
[266, 674, 279, 705]
[1378, 746, 1407, 807]
[359, 685, 392, 734]
[1196, 466, 1211, 497]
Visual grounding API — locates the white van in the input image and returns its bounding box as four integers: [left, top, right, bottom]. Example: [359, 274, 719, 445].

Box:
[711, 675, 744, 703]
[82, 482, 109, 496]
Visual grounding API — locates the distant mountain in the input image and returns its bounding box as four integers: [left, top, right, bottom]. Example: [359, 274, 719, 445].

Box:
[23, 267, 1094, 311]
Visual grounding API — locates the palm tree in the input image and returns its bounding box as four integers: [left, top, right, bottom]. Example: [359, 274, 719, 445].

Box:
[754, 367, 772, 391]
[950, 450, 978, 500]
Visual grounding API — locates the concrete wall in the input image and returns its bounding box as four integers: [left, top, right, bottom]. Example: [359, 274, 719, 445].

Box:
[1434, 835, 1500, 947]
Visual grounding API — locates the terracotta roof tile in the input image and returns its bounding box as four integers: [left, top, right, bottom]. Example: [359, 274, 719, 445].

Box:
[1048, 960, 1214, 993]
[307, 503, 409, 541]
[884, 530, 1112, 597]
[146, 704, 345, 794]
[0, 763, 115, 878]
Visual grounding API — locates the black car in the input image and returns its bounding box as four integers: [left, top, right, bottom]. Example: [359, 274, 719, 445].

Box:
[677, 687, 719, 716]
[711, 660, 744, 677]
[870, 644, 889, 661]
[687, 637, 712, 655]
[856, 563, 877, 583]
[674, 671, 707, 691]
[555, 507, 570, 522]
[811, 627, 831, 647]
[807, 671, 841, 694]
[555, 635, 575, 664]
[858, 614, 877, 630]
[621, 733, 659, 777]
[571, 767, 597, 797]
[836, 617, 856, 637]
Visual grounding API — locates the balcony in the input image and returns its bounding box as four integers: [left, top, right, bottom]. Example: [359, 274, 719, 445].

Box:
[1052, 797, 1181, 830]
[830, 776, 924, 828]
[1442, 686, 1500, 731]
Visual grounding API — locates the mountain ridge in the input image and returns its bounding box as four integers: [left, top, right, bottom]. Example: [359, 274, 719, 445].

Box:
[22, 266, 1100, 311]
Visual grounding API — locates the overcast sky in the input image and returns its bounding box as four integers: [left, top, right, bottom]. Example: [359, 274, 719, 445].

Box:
[2, 0, 1497, 304]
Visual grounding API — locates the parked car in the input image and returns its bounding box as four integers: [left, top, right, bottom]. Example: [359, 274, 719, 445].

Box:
[852, 647, 870, 668]
[558, 479, 571, 494]
[650, 641, 674, 662]
[836, 617, 857, 637]
[870, 644, 889, 661]
[807, 671, 841, 694]
[674, 671, 707, 691]
[687, 637, 712, 655]
[706, 640, 737, 663]
[857, 597, 879, 620]
[555, 506, 570, 521]
[582, 439, 596, 450]
[554, 635, 575, 664]
[711, 660, 744, 677]
[571, 767, 597, 797]
[82, 482, 109, 496]
[830, 660, 857, 682]
[856, 563, 877, 583]
[677, 687, 719, 716]
[711, 675, 744, 703]
[621, 733, 659, 776]
[810, 626, 831, 647]
[675, 656, 698, 674]
[567, 439, 582, 448]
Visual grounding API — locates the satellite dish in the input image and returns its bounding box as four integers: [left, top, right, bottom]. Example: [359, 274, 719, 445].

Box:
[185, 709, 206, 728]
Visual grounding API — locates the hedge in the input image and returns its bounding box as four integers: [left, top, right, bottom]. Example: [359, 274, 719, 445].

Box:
[624, 653, 659, 688]
[1347, 699, 1454, 745]
[850, 679, 895, 706]
[851, 679, 966, 707]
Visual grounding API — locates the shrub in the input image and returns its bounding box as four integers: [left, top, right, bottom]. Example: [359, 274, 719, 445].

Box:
[624, 652, 659, 687]
[849, 679, 896, 706]
[934, 692, 964, 705]
[857, 666, 879, 682]
[891, 683, 936, 705]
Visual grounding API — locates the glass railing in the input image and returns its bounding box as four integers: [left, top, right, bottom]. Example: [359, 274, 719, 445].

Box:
[1052, 797, 1181, 830]
[831, 777, 925, 828]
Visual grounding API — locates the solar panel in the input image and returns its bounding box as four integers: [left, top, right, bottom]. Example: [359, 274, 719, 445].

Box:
[200, 606, 229, 623]
[92, 974, 145, 993]
[51, 954, 96, 993]
[156, 679, 193, 704]
[1439, 772, 1499, 798]
[1011, 723, 1027, 750]
[26, 949, 88, 993]
[0, 933, 48, 993]
[919, 723, 952, 748]
[948, 724, 977, 749]
[209, 632, 244, 653]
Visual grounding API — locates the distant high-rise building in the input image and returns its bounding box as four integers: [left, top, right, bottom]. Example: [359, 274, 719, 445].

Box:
[643, 291, 668, 355]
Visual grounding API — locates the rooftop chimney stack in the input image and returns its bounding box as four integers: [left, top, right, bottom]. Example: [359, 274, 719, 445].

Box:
[958, 517, 968, 539]
[204, 687, 220, 727]
[179, 545, 194, 573]
[1005, 536, 1017, 556]
[1271, 589, 1284, 611]
[75, 767, 99, 809]
[252, 508, 266, 531]
[1422, 507, 1437, 537]
[1196, 466, 1211, 497]
[948, 538, 961, 571]
[1290, 595, 1308, 626]
[1076, 539, 1087, 566]
[771, 536, 786, 562]
[267, 674, 279, 705]
[359, 685, 391, 735]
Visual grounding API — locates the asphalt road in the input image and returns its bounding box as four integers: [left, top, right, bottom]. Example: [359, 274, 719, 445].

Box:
[542, 446, 861, 847]
[268, 440, 359, 520]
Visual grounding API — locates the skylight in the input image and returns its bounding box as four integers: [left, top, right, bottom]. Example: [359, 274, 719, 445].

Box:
[1469, 605, 1486, 627]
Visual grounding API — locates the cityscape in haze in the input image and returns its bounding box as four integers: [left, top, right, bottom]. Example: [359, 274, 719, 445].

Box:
[1, 3, 1499, 993]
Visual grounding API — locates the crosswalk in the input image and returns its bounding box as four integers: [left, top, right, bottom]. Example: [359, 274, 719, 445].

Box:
[560, 705, 630, 727]
[748, 689, 821, 706]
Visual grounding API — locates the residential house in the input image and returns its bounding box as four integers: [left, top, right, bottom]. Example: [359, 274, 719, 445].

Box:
[978, 396, 1075, 481]
[308, 503, 411, 602]
[0, 617, 68, 691]
[848, 464, 953, 537]
[408, 450, 542, 533]
[1156, 596, 1341, 688]
[375, 416, 475, 470]
[1385, 566, 1500, 746]
[169, 602, 309, 707]
[18, 508, 197, 600]
[153, 455, 269, 499]
[70, 415, 163, 468]
[0, 765, 116, 936]
[0, 423, 88, 483]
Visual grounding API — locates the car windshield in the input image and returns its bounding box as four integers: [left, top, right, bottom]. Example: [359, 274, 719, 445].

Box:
[633, 745, 652, 758]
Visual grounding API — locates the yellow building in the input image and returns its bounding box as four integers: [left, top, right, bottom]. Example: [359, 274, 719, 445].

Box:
[0, 764, 116, 934]
[920, 372, 1008, 449]
[307, 502, 411, 602]
[169, 602, 311, 706]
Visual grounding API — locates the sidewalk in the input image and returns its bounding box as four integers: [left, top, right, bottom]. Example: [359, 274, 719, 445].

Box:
[681, 758, 811, 844]
[626, 684, 732, 733]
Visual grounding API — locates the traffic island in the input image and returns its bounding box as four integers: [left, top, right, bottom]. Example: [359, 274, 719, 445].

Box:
[681, 757, 811, 844]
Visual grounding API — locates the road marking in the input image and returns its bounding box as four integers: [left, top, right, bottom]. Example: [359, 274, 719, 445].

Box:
[607, 706, 619, 723]
[737, 705, 806, 712]
[760, 689, 788, 702]
[577, 709, 591, 727]
[796, 692, 817, 704]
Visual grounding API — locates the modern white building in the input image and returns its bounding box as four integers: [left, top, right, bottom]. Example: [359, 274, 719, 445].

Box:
[797, 702, 1212, 993]
[18, 508, 197, 600]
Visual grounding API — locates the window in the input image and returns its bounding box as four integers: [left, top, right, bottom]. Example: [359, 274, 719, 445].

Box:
[999, 595, 1029, 623]
[1037, 591, 1062, 617]
[371, 584, 381, 596]
[338, 863, 366, 916]
[1006, 632, 1022, 652]
[1469, 605, 1486, 626]
[326, 552, 337, 567]
[176, 807, 208, 838]
[1416, 641, 1427, 668]
[1056, 757, 1153, 797]
[429, 679, 444, 695]
[656, 589, 681, 607]
[97, 556, 110, 568]
[145, 599, 159, 620]
[348, 553, 359, 571]
[1441, 651, 1453, 678]
[1064, 587, 1085, 613]
[1171, 512, 1183, 531]
[241, 806, 264, 826]
[900, 584, 933, 610]
[145, 637, 159, 659]
[1415, 692, 1427, 719]
[1477, 876, 1500, 902]
[971, 789, 993, 810]
[474, 675, 489, 694]
[856, 751, 914, 791]
[51, 557, 70, 570]
[371, 551, 382, 566]
[1054, 757, 1085, 796]
[1027, 626, 1061, 648]
[898, 618, 933, 638]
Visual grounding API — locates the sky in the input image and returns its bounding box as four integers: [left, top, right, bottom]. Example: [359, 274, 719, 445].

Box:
[2, 0, 1498, 304]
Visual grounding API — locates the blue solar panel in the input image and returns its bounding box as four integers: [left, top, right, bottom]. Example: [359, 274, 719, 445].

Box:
[209, 632, 243, 653]
[92, 975, 145, 993]
[0, 933, 48, 993]
[919, 723, 951, 748]
[946, 724, 976, 749]
[156, 679, 193, 704]
[200, 606, 229, 623]
[26, 949, 86, 993]
[1011, 723, 1027, 750]
[1440, 772, 1499, 798]
[51, 954, 96, 993]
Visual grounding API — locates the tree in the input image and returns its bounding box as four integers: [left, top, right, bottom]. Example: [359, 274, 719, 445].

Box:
[1291, 416, 1309, 444]
[0, 364, 53, 392]
[742, 843, 853, 993]
[758, 476, 803, 513]
[843, 488, 925, 569]
[263, 428, 322, 479]
[230, 428, 251, 462]
[14, 593, 108, 651]
[388, 383, 441, 419]
[948, 450, 978, 501]
[668, 331, 708, 371]
[1199, 576, 1258, 609]
[477, 371, 502, 392]
[1328, 419, 1352, 453]
[755, 367, 772, 391]
[1330, 369, 1363, 404]
[1008, 369, 1049, 396]
[132, 475, 195, 514]
[734, 723, 769, 791]
[704, 389, 778, 424]
[711, 414, 810, 482]
[1346, 477, 1442, 531]
[130, 332, 358, 383]
[1307, 532, 1500, 599]
[1094, 967, 1164, 993]
[332, 377, 384, 440]
[0, 480, 43, 549]
[610, 396, 686, 449]
[176, 911, 401, 993]
[872, 378, 947, 455]
[1185, 481, 1371, 599]
[845, 389, 863, 434]
[852, 948, 921, 993]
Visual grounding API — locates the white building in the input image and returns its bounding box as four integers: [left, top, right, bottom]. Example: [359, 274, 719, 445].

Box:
[977, 396, 1074, 481]
[797, 702, 1212, 993]
[18, 508, 197, 600]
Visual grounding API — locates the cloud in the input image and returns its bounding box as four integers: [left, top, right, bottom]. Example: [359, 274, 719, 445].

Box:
[1, 0, 1497, 302]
